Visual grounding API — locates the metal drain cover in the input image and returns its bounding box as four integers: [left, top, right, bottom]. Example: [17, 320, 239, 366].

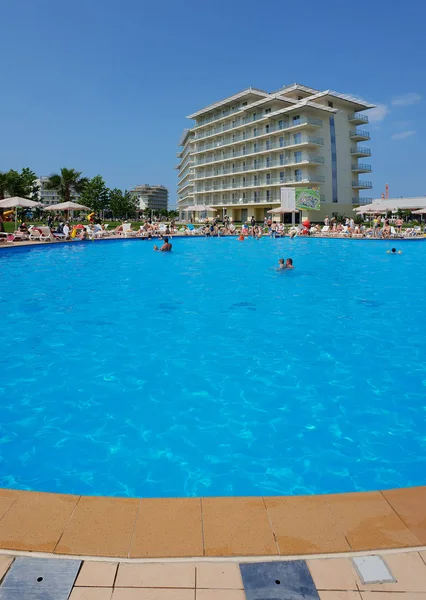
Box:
[240, 560, 320, 600]
[0, 556, 81, 600]
[352, 556, 395, 584]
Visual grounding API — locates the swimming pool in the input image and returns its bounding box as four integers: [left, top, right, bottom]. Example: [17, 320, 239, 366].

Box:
[1, 237, 425, 497]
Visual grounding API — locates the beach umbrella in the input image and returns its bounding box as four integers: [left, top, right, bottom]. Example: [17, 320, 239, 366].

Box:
[267, 207, 300, 214]
[43, 201, 91, 211]
[0, 197, 43, 231]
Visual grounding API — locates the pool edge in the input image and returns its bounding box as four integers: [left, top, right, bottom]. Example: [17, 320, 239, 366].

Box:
[0, 486, 423, 558]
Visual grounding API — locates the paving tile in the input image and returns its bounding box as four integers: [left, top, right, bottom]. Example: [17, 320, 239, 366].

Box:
[115, 563, 195, 588]
[130, 498, 203, 558]
[112, 589, 195, 600]
[326, 491, 421, 550]
[0, 489, 21, 520]
[382, 486, 426, 544]
[70, 589, 113, 600]
[319, 593, 361, 600]
[196, 563, 243, 589]
[361, 594, 426, 600]
[240, 560, 319, 600]
[196, 591, 246, 600]
[0, 556, 81, 600]
[55, 496, 139, 557]
[0, 555, 14, 582]
[75, 561, 118, 587]
[202, 497, 277, 556]
[356, 551, 426, 592]
[352, 556, 394, 584]
[0, 491, 79, 552]
[264, 496, 350, 555]
[307, 558, 359, 590]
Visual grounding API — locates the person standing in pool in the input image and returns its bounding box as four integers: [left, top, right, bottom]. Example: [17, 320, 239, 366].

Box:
[154, 236, 172, 252]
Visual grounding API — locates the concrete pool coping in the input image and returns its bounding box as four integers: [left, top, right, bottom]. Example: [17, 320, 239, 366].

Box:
[0, 233, 425, 253]
[0, 486, 423, 559]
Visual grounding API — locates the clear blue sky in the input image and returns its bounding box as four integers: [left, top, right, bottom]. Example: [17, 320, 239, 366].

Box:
[1, 0, 425, 206]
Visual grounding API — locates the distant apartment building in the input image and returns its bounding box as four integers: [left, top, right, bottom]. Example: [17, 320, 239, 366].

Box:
[36, 176, 81, 206]
[129, 185, 169, 211]
[177, 83, 374, 221]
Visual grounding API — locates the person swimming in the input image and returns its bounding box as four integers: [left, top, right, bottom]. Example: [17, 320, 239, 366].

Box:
[154, 236, 172, 252]
[276, 257, 294, 271]
[277, 258, 286, 270]
[387, 248, 402, 254]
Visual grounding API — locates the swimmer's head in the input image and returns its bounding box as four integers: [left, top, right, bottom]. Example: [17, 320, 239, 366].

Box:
[391, 248, 396, 253]
[286, 258, 293, 265]
[278, 258, 284, 264]
[163, 237, 169, 243]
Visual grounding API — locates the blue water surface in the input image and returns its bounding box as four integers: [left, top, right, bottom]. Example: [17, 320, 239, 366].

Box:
[0, 237, 425, 497]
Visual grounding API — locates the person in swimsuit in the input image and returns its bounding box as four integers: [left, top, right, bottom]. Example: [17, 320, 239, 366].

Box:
[154, 236, 172, 252]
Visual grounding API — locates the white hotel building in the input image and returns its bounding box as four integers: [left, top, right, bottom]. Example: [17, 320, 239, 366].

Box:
[177, 83, 374, 222]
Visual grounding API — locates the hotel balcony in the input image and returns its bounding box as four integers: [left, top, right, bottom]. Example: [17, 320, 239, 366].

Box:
[352, 197, 373, 205]
[352, 180, 372, 189]
[194, 119, 323, 152]
[351, 163, 372, 173]
[350, 129, 370, 141]
[348, 113, 369, 125]
[210, 195, 282, 207]
[194, 174, 324, 194]
[195, 116, 322, 141]
[195, 137, 324, 166]
[350, 146, 371, 157]
[195, 155, 325, 179]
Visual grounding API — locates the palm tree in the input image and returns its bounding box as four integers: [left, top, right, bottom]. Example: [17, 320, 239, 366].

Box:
[45, 168, 88, 203]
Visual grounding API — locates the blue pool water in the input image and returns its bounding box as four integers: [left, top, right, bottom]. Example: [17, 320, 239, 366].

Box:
[1, 237, 425, 497]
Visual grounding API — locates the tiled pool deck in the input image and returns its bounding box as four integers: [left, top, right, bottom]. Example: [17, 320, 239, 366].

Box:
[0, 549, 426, 599]
[0, 487, 424, 558]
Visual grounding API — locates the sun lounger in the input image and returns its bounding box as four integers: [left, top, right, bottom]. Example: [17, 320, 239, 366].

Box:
[121, 223, 137, 237]
[321, 226, 330, 236]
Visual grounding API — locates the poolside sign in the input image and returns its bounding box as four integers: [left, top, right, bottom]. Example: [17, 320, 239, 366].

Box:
[295, 188, 321, 211]
[280, 187, 296, 210]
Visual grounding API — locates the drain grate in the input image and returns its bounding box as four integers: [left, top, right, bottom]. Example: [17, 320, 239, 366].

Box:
[240, 560, 320, 600]
[352, 556, 395, 584]
[0, 557, 81, 600]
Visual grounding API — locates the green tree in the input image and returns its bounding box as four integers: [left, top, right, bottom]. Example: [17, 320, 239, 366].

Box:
[80, 175, 109, 214]
[168, 209, 179, 220]
[46, 168, 88, 203]
[109, 188, 138, 219]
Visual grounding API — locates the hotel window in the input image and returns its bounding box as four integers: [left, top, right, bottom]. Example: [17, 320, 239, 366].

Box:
[253, 127, 257, 136]
[242, 131, 246, 139]
[266, 190, 271, 200]
[252, 113, 257, 121]
[295, 169, 302, 182]
[242, 102, 247, 106]
[278, 120, 283, 129]
[266, 156, 271, 167]
[280, 171, 285, 182]
[265, 124, 270, 133]
[254, 191, 258, 201]
[232, 134, 235, 141]
[243, 161, 246, 170]
[328, 101, 333, 108]
[265, 108, 271, 114]
[266, 140, 270, 150]
[243, 177, 246, 185]
[266, 173, 271, 183]
[254, 175, 258, 184]
[232, 193, 235, 200]
[294, 133, 302, 144]
[253, 142, 258, 152]
[294, 151, 302, 163]
[243, 192, 246, 199]
[293, 115, 301, 125]
[254, 159, 258, 168]
[279, 136, 284, 147]
[279, 153, 285, 165]
[243, 146, 247, 155]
